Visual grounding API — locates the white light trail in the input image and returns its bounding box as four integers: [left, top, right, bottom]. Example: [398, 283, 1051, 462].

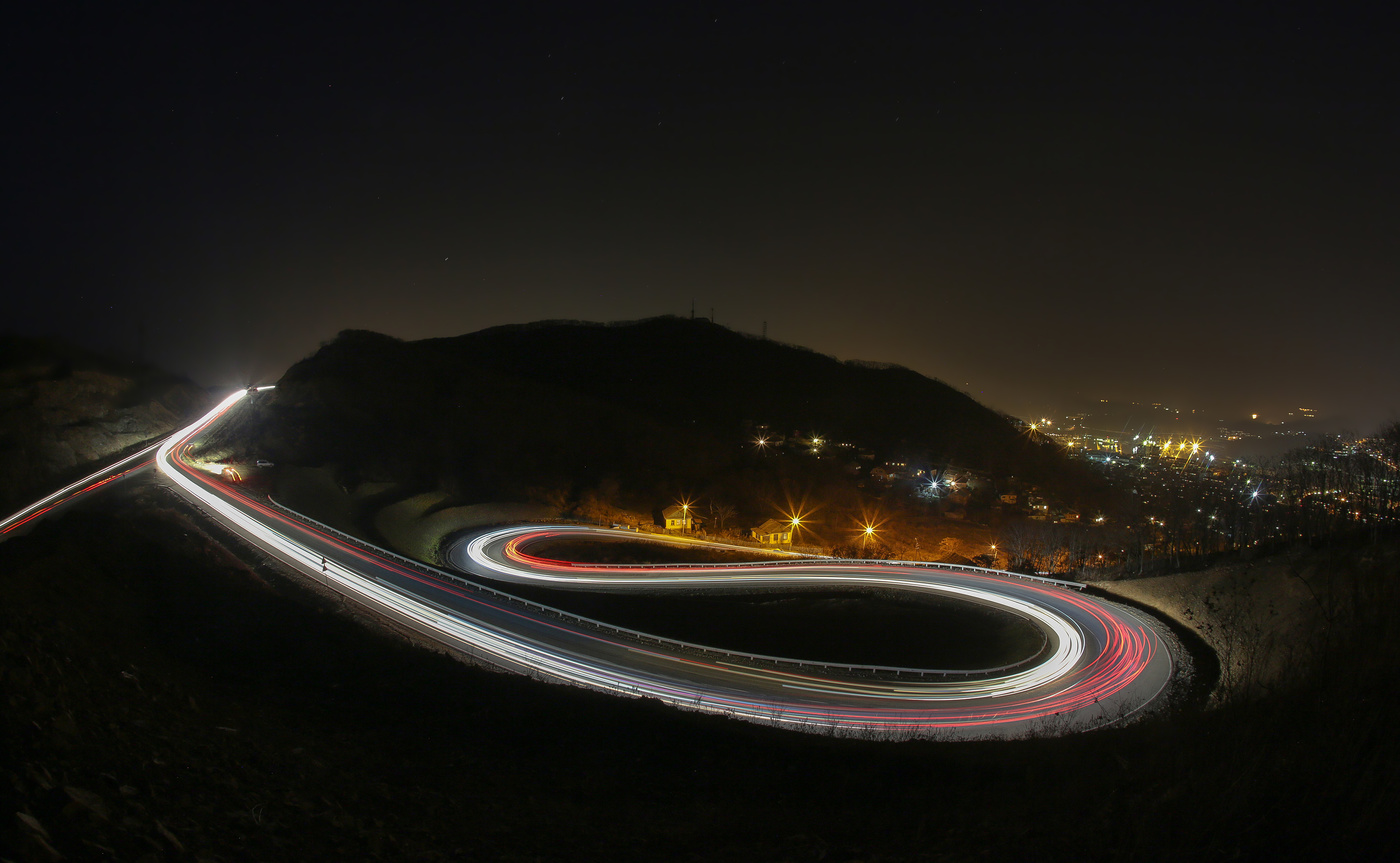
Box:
[2, 438, 169, 535]
[147, 387, 1174, 740]
[461, 526, 1085, 701]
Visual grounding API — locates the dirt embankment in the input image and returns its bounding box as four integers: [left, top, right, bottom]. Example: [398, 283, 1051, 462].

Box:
[373, 492, 558, 561]
[269, 465, 647, 564]
[1092, 549, 1351, 704]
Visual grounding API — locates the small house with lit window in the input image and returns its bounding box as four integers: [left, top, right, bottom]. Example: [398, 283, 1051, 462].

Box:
[751, 518, 792, 545]
[662, 504, 694, 531]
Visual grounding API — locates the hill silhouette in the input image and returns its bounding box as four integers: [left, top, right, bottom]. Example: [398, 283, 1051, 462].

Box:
[438, 317, 1018, 460]
[229, 317, 1080, 518]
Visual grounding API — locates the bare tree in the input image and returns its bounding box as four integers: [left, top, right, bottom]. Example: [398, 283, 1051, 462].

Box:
[708, 501, 738, 534]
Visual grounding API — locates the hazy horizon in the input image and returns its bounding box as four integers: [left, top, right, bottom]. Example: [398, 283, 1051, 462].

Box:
[7, 4, 1397, 433]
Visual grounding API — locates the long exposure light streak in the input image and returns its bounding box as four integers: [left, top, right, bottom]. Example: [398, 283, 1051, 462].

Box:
[144, 389, 1175, 739]
[1, 438, 168, 536]
[463, 527, 1086, 698]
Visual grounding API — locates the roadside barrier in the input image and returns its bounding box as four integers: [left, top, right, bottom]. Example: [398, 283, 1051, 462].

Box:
[264, 497, 1065, 680]
[577, 552, 1086, 590]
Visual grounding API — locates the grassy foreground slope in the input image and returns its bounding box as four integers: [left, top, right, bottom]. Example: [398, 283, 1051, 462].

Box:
[4, 484, 1397, 861]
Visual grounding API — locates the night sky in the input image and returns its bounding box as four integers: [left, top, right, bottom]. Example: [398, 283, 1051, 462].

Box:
[6, 3, 1398, 430]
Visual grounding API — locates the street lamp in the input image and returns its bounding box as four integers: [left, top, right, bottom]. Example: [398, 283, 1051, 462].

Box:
[859, 522, 876, 550]
[673, 498, 695, 532]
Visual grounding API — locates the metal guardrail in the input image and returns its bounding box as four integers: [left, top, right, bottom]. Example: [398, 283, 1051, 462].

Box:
[577, 554, 1087, 591]
[263, 497, 1060, 679]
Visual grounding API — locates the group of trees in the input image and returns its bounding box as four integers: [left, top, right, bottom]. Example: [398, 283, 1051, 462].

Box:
[995, 520, 1104, 574]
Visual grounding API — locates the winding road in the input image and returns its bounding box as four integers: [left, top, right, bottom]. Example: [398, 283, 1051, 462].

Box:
[13, 388, 1179, 739]
[453, 526, 1174, 736]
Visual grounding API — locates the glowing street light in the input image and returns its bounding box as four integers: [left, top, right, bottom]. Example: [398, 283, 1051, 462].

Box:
[673, 499, 695, 532]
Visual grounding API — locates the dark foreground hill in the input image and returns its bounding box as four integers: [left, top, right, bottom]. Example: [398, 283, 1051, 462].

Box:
[221, 317, 1078, 512]
[4, 483, 1397, 861]
[0, 335, 211, 514]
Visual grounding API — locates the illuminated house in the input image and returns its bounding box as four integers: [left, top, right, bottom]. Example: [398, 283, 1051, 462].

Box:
[751, 518, 792, 545]
[662, 504, 694, 531]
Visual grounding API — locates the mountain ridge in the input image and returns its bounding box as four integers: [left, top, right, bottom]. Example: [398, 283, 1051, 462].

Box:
[232, 317, 1073, 513]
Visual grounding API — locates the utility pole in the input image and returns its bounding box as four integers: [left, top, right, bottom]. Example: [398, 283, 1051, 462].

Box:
[690, 299, 695, 319]
[762, 321, 767, 340]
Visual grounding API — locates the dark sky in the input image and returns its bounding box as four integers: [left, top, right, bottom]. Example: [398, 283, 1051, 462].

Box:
[6, 2, 1398, 430]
